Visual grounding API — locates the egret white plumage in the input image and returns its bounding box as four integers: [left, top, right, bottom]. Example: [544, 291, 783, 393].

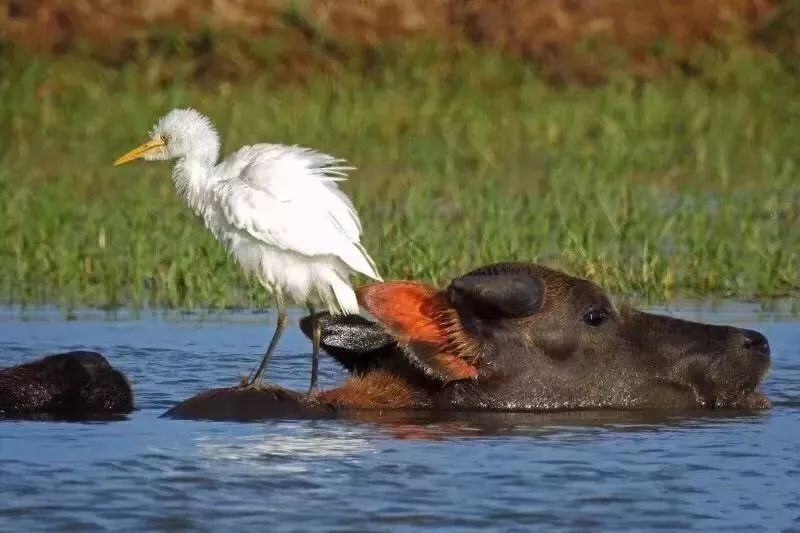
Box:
[114, 108, 382, 392]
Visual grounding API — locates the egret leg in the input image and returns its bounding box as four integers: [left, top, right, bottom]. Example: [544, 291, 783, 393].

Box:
[247, 291, 287, 387]
[307, 304, 321, 395]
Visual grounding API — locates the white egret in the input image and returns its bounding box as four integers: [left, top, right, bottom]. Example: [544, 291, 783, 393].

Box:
[114, 108, 382, 392]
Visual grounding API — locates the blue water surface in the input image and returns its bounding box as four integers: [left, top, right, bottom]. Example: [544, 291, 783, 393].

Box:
[0, 306, 798, 532]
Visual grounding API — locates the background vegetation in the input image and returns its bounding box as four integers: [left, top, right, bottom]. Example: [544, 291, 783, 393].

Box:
[1, 0, 798, 309]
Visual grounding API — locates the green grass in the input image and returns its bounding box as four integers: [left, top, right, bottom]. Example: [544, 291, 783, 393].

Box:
[0, 43, 798, 310]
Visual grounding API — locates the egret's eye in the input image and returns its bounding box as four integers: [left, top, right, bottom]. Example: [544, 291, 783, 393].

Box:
[160, 134, 169, 144]
[583, 308, 609, 327]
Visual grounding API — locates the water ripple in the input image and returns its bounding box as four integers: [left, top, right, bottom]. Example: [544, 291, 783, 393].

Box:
[0, 310, 798, 531]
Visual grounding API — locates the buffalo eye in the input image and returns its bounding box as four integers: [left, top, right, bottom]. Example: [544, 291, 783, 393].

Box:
[583, 308, 609, 327]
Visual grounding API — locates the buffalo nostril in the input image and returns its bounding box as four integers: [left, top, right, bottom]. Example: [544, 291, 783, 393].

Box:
[742, 329, 770, 356]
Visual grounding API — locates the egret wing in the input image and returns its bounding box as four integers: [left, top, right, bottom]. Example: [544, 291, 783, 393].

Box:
[217, 144, 381, 280]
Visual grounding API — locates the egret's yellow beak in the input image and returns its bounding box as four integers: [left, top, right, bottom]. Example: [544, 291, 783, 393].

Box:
[113, 139, 166, 166]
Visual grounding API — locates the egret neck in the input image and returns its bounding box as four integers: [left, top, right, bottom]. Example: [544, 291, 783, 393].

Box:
[167, 118, 220, 217]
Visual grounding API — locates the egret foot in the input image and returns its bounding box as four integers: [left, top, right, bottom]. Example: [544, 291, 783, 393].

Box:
[239, 377, 268, 390]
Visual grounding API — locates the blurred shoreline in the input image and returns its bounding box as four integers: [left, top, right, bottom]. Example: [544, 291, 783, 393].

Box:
[3, 0, 797, 84]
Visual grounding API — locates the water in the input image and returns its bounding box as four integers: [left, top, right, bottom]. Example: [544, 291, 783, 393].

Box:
[1, 306, 799, 531]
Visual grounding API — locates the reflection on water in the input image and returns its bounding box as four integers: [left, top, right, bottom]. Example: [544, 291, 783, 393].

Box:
[0, 307, 799, 531]
[194, 426, 376, 473]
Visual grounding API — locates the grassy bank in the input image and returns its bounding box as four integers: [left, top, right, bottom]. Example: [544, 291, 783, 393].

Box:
[0, 44, 798, 309]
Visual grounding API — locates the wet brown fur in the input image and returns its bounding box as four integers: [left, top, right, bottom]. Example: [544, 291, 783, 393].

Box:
[318, 370, 424, 409]
[0, 352, 134, 417]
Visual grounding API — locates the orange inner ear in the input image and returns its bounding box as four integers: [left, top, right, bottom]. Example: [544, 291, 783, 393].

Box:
[407, 341, 478, 380]
[357, 282, 478, 382]
[357, 282, 449, 345]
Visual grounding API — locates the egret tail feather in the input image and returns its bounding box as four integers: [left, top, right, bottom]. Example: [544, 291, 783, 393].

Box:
[354, 242, 383, 281]
[328, 276, 360, 315]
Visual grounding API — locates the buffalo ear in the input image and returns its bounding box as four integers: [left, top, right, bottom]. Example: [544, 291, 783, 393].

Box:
[357, 282, 450, 345]
[300, 313, 395, 354]
[445, 274, 543, 320]
[357, 282, 479, 382]
[299, 313, 396, 374]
